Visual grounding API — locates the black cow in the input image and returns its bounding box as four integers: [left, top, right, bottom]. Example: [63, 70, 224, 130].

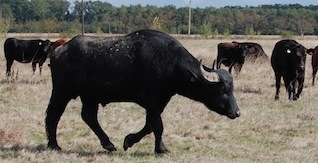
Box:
[232, 41, 268, 62]
[216, 42, 248, 74]
[46, 29, 240, 154]
[4, 38, 53, 76]
[271, 39, 310, 100]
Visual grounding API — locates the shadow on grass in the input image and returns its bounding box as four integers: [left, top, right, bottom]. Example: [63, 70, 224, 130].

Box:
[0, 78, 48, 85]
[0, 144, 160, 158]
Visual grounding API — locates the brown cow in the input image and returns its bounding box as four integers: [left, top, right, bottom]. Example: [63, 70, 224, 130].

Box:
[232, 41, 268, 62]
[309, 46, 318, 85]
[52, 38, 68, 50]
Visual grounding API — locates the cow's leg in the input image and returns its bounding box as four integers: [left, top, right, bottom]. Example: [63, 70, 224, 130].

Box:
[80, 97, 116, 152]
[274, 74, 281, 100]
[313, 67, 318, 86]
[294, 78, 304, 100]
[46, 92, 72, 150]
[283, 76, 294, 100]
[6, 59, 14, 77]
[289, 81, 296, 100]
[32, 62, 37, 75]
[39, 62, 44, 75]
[234, 63, 243, 74]
[123, 113, 152, 151]
[228, 62, 235, 74]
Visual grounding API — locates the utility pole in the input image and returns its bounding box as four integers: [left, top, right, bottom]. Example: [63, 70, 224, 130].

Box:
[188, 0, 191, 35]
[82, 0, 84, 35]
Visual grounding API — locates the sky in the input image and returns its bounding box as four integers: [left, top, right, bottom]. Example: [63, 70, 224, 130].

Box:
[69, 0, 317, 8]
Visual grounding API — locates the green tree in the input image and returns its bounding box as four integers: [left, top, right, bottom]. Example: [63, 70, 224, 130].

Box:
[42, 18, 59, 33]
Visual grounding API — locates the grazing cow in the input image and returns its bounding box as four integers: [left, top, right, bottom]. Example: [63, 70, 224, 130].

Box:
[46, 29, 240, 154]
[4, 38, 52, 76]
[308, 46, 318, 85]
[216, 42, 248, 74]
[271, 39, 310, 100]
[232, 41, 268, 62]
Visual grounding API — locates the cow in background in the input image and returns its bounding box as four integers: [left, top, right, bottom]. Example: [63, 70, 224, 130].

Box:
[216, 42, 248, 74]
[232, 41, 268, 62]
[4, 38, 53, 76]
[308, 46, 318, 85]
[271, 39, 311, 100]
[46, 29, 240, 154]
[51, 38, 69, 50]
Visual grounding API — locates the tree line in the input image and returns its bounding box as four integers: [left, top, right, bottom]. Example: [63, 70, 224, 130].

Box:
[1, 0, 318, 36]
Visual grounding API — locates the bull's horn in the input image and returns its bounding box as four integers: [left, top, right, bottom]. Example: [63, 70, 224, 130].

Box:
[200, 63, 219, 82]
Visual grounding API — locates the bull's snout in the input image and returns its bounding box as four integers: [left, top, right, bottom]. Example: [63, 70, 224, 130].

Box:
[235, 110, 240, 117]
[227, 110, 240, 119]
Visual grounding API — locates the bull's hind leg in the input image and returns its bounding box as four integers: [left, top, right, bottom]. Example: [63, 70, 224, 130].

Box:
[45, 92, 72, 150]
[80, 97, 116, 152]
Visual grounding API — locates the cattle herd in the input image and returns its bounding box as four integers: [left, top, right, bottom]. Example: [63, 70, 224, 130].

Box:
[2, 29, 318, 153]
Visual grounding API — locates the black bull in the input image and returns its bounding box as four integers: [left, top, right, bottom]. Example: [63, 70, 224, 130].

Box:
[4, 38, 52, 76]
[46, 29, 240, 153]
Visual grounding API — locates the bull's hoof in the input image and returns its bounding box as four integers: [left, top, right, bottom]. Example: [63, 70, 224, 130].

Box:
[102, 143, 117, 152]
[292, 96, 299, 101]
[47, 145, 62, 151]
[155, 148, 170, 154]
[123, 134, 134, 151]
[274, 95, 279, 100]
[155, 142, 170, 154]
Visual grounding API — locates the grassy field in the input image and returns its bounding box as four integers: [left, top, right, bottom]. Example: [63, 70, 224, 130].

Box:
[0, 36, 318, 162]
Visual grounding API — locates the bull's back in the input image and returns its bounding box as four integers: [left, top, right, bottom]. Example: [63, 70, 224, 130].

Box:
[50, 35, 151, 97]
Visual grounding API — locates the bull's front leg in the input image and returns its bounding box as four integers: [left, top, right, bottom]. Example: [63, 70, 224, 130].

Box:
[123, 114, 152, 151]
[148, 111, 169, 154]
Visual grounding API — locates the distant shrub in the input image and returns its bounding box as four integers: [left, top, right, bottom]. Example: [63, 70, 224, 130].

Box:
[223, 28, 231, 37]
[281, 30, 295, 38]
[200, 23, 212, 38]
[61, 26, 81, 38]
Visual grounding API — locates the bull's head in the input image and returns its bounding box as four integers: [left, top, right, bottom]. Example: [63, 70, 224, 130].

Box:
[186, 60, 240, 119]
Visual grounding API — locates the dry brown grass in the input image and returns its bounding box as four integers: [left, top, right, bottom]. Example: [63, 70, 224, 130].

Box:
[0, 36, 318, 162]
